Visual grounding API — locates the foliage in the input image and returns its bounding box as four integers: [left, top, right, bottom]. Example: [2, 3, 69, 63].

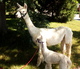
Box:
[4, 0, 78, 22]
[5, 0, 24, 13]
[29, 11, 49, 28]
[77, 0, 80, 3]
[34, 0, 77, 22]
[55, 0, 77, 22]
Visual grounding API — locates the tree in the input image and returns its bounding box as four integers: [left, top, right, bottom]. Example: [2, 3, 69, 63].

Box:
[77, 0, 80, 3]
[0, 0, 25, 35]
[34, 0, 77, 22]
[0, 0, 6, 34]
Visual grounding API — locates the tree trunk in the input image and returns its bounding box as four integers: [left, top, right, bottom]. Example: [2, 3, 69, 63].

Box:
[0, 2, 7, 34]
[79, 4, 80, 18]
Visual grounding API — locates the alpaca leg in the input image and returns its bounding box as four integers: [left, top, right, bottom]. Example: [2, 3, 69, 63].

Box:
[37, 51, 44, 67]
[61, 37, 66, 55]
[45, 64, 52, 69]
[66, 43, 72, 58]
[45, 64, 48, 69]
[37, 44, 44, 67]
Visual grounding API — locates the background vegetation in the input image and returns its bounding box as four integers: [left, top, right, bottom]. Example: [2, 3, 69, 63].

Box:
[0, 0, 79, 34]
[0, 0, 80, 69]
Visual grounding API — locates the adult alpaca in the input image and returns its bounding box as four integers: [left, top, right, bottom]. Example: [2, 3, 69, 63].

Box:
[36, 37, 72, 69]
[15, 3, 73, 66]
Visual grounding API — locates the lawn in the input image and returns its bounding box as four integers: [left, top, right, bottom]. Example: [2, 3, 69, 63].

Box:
[0, 19, 80, 69]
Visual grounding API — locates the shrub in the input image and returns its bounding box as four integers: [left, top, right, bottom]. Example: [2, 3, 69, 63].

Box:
[35, 0, 77, 22]
[55, 0, 77, 22]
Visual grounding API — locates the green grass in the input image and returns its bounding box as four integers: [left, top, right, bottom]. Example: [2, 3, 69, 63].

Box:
[0, 19, 80, 69]
[48, 20, 80, 69]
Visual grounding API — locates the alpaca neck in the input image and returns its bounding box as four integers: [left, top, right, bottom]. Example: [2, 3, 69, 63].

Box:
[23, 13, 38, 36]
[41, 43, 49, 56]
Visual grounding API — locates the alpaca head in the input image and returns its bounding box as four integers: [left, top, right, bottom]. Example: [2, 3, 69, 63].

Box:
[16, 3, 28, 18]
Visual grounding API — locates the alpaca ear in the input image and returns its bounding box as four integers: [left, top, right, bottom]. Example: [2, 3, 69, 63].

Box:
[17, 3, 22, 7]
[24, 3, 27, 8]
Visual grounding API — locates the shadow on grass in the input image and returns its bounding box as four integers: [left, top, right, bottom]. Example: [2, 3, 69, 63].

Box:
[72, 44, 80, 67]
[73, 31, 80, 39]
[71, 31, 80, 67]
[0, 30, 36, 67]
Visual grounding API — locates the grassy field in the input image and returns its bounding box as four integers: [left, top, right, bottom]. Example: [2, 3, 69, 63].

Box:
[48, 20, 80, 69]
[0, 19, 80, 69]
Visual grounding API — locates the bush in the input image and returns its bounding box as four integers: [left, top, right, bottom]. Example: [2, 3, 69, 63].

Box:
[55, 0, 77, 22]
[29, 11, 49, 28]
[35, 0, 77, 22]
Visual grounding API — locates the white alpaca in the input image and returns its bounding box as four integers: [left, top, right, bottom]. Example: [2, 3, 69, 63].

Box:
[15, 3, 73, 66]
[36, 36, 72, 69]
